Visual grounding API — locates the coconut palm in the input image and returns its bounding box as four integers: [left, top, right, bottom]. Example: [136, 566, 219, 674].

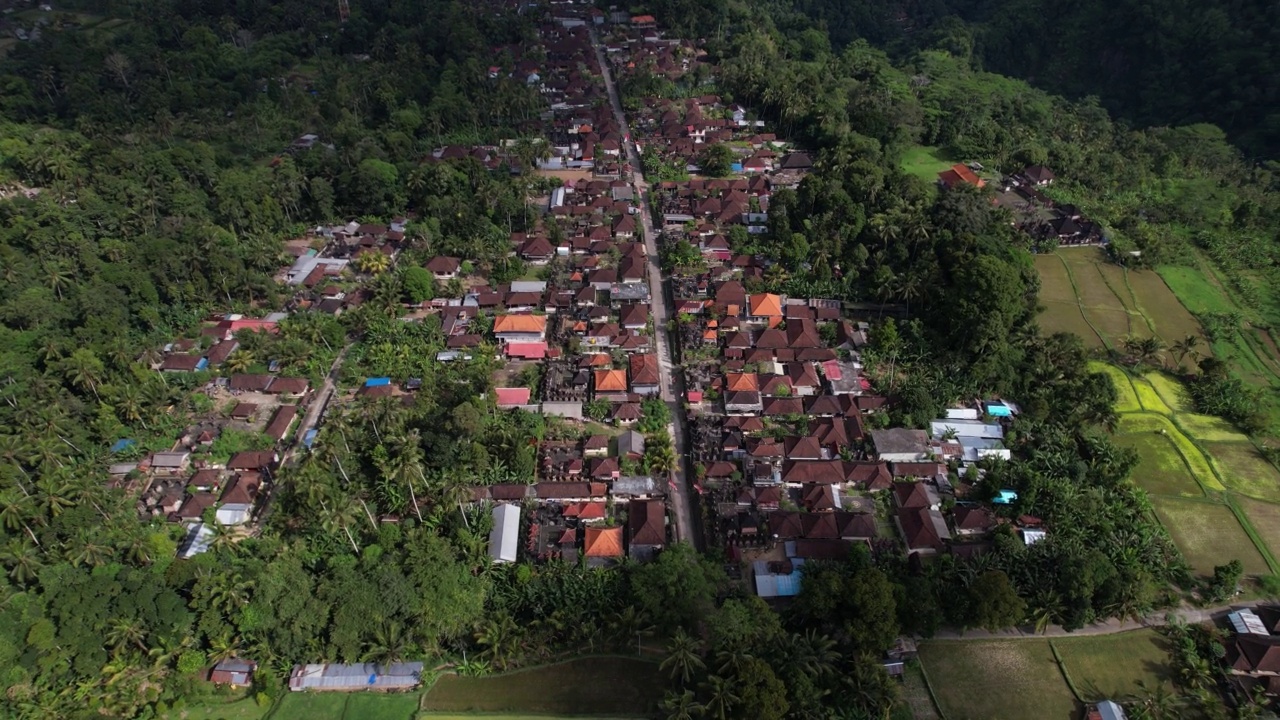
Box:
[660, 627, 705, 685]
[661, 690, 703, 720]
[476, 614, 521, 670]
[700, 675, 740, 720]
[355, 250, 391, 275]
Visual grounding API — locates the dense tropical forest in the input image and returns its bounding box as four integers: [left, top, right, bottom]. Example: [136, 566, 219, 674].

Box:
[0, 0, 1279, 717]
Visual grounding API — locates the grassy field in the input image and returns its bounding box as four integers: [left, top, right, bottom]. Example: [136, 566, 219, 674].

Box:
[918, 631, 1173, 720]
[420, 658, 663, 717]
[1152, 497, 1269, 575]
[1206, 442, 1280, 502]
[1114, 432, 1203, 497]
[1037, 249, 1208, 365]
[1095, 365, 1280, 576]
[161, 698, 265, 720]
[271, 693, 351, 720]
[900, 145, 953, 183]
[919, 639, 1078, 720]
[1050, 632, 1173, 700]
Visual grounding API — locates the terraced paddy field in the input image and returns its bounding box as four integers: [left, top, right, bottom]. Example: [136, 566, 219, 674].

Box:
[1098, 364, 1276, 577]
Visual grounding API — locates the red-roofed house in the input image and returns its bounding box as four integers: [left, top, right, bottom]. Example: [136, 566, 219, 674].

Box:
[495, 388, 532, 407]
[504, 342, 548, 360]
[938, 164, 986, 189]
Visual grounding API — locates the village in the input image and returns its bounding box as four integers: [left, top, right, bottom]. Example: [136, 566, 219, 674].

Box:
[89, 4, 1268, 711]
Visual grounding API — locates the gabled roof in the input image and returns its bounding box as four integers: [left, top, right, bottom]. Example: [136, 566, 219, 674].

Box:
[629, 353, 660, 386]
[725, 372, 759, 392]
[584, 526, 624, 557]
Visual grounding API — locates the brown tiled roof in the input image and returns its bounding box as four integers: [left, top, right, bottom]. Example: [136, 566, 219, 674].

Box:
[629, 499, 666, 547]
[894, 482, 932, 509]
[898, 508, 943, 551]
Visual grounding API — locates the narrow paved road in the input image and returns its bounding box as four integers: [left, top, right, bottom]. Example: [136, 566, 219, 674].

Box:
[254, 345, 347, 530]
[592, 30, 699, 549]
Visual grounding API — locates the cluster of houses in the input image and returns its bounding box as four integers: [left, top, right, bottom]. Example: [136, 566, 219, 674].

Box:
[1225, 607, 1280, 697]
[936, 161, 1106, 248]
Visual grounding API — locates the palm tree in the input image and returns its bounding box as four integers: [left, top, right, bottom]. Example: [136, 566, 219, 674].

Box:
[700, 675, 740, 720]
[1170, 334, 1201, 369]
[43, 261, 73, 300]
[355, 250, 391, 275]
[660, 628, 705, 685]
[660, 690, 703, 720]
[106, 618, 148, 655]
[0, 539, 41, 584]
[1126, 679, 1183, 720]
[363, 620, 411, 669]
[223, 349, 254, 375]
[476, 614, 521, 670]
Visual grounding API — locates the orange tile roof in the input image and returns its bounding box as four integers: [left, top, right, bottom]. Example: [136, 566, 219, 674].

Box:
[938, 164, 986, 188]
[584, 526, 624, 557]
[493, 315, 547, 334]
[725, 373, 760, 392]
[585, 353, 612, 367]
[748, 293, 782, 317]
[594, 369, 628, 392]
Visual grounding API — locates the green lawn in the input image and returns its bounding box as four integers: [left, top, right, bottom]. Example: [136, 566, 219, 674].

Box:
[1152, 496, 1268, 576]
[900, 145, 953, 182]
[1051, 631, 1173, 701]
[271, 693, 350, 720]
[420, 658, 664, 717]
[918, 640, 1078, 720]
[160, 698, 266, 720]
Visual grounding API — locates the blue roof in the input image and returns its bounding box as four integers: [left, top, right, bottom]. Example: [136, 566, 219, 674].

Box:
[195, 357, 209, 371]
[303, 429, 319, 448]
[365, 377, 392, 387]
[110, 439, 136, 453]
[730, 162, 744, 172]
[774, 572, 801, 596]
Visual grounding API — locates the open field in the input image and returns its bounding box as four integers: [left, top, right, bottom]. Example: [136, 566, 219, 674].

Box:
[1205, 442, 1280, 502]
[1178, 413, 1249, 443]
[1089, 361, 1140, 412]
[1152, 497, 1268, 575]
[1131, 375, 1174, 415]
[1144, 373, 1189, 412]
[1239, 497, 1280, 570]
[418, 716, 596, 719]
[918, 640, 1078, 720]
[900, 145, 953, 182]
[1115, 432, 1203, 497]
[161, 698, 264, 720]
[1037, 250, 1210, 369]
[271, 693, 351, 720]
[918, 631, 1174, 720]
[1115, 412, 1222, 490]
[420, 658, 663, 717]
[1051, 631, 1173, 701]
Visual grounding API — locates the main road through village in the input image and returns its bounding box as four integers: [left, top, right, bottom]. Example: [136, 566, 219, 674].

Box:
[592, 30, 700, 549]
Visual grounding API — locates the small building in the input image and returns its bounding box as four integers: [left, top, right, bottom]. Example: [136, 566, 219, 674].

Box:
[209, 658, 256, 686]
[584, 526, 624, 563]
[495, 387, 533, 408]
[1087, 700, 1127, 720]
[489, 503, 520, 563]
[869, 429, 929, 463]
[618, 430, 645, 459]
[288, 662, 424, 691]
[938, 164, 985, 189]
